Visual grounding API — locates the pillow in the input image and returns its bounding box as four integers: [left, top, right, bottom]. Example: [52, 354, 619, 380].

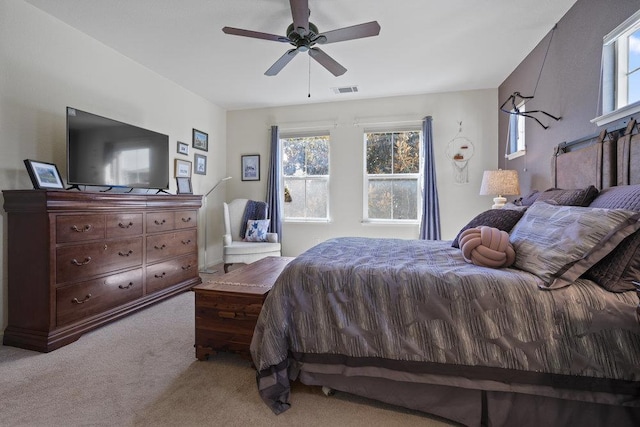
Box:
[520, 190, 541, 206]
[451, 209, 525, 248]
[535, 185, 599, 206]
[244, 219, 270, 242]
[459, 226, 515, 268]
[509, 202, 640, 289]
[584, 184, 640, 292]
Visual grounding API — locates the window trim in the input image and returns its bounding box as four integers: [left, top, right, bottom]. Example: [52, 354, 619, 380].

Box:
[593, 9, 640, 127]
[362, 128, 422, 224]
[280, 132, 331, 223]
[506, 102, 526, 160]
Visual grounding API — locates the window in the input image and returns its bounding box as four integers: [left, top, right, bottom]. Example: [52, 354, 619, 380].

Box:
[595, 9, 640, 126]
[506, 102, 526, 160]
[281, 134, 330, 221]
[364, 129, 421, 222]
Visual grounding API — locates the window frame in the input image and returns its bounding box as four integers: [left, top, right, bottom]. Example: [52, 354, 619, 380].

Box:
[362, 127, 423, 224]
[280, 132, 331, 223]
[593, 9, 640, 126]
[506, 101, 526, 160]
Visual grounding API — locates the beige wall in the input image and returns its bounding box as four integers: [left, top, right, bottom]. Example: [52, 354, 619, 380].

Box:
[227, 89, 499, 257]
[0, 0, 227, 332]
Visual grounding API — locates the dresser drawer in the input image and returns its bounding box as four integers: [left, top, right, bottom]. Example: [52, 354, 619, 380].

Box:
[146, 229, 197, 263]
[106, 213, 143, 238]
[56, 215, 105, 243]
[146, 253, 198, 294]
[147, 212, 175, 234]
[174, 210, 198, 229]
[56, 268, 143, 326]
[56, 237, 143, 283]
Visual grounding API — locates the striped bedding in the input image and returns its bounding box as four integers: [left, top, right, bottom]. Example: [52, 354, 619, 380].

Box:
[250, 237, 640, 414]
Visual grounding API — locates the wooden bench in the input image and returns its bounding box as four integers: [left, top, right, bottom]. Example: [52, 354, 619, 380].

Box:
[193, 256, 294, 360]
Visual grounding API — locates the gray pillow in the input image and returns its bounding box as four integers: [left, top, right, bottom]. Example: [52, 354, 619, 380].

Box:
[451, 209, 524, 249]
[585, 184, 640, 292]
[509, 202, 640, 289]
[535, 185, 599, 206]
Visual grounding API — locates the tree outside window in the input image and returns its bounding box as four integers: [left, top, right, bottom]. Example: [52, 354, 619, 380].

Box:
[365, 130, 421, 221]
[281, 135, 329, 220]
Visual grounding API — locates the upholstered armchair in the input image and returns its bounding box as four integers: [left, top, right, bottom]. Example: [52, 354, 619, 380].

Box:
[223, 198, 281, 273]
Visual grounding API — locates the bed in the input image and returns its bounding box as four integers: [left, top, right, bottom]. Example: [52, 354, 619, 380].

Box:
[251, 124, 640, 426]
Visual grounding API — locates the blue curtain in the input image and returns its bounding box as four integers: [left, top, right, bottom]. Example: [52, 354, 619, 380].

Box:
[266, 126, 282, 242]
[419, 116, 441, 240]
[508, 113, 519, 155]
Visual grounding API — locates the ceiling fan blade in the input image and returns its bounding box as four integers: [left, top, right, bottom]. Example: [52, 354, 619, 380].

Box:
[222, 26, 289, 43]
[309, 47, 347, 76]
[265, 49, 299, 76]
[289, 0, 309, 35]
[316, 21, 381, 44]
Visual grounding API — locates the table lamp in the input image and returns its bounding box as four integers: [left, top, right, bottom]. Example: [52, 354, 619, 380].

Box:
[479, 169, 520, 209]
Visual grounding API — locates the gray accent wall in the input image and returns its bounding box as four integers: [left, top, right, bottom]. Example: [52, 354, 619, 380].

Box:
[498, 0, 639, 194]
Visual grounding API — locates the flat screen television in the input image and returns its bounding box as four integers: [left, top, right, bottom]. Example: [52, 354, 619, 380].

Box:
[66, 107, 170, 190]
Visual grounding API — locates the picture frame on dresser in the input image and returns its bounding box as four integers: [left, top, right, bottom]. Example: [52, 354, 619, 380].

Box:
[176, 177, 193, 194]
[23, 159, 64, 189]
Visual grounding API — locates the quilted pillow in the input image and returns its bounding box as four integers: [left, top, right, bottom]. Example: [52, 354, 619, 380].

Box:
[244, 219, 270, 242]
[451, 209, 524, 248]
[535, 185, 599, 206]
[459, 226, 515, 268]
[509, 202, 640, 289]
[584, 184, 640, 292]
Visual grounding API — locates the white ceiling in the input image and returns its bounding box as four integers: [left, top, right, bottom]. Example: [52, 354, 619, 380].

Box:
[24, 0, 577, 111]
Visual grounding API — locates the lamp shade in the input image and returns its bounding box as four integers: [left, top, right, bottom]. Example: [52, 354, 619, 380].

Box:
[479, 169, 520, 209]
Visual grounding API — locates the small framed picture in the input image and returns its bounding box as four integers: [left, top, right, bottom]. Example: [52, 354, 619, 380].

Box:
[175, 158, 192, 177]
[177, 141, 189, 155]
[24, 159, 64, 189]
[194, 153, 207, 175]
[241, 154, 260, 181]
[176, 177, 192, 194]
[192, 128, 208, 151]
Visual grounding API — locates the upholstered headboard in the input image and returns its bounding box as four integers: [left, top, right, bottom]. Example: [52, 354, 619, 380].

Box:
[552, 120, 640, 190]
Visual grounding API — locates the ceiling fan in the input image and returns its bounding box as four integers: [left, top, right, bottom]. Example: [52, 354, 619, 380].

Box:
[222, 0, 381, 77]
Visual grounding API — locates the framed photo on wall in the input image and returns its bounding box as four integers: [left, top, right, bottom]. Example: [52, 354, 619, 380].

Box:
[176, 177, 192, 194]
[177, 141, 189, 155]
[194, 153, 207, 175]
[241, 154, 260, 181]
[192, 128, 208, 151]
[175, 158, 192, 178]
[24, 159, 64, 189]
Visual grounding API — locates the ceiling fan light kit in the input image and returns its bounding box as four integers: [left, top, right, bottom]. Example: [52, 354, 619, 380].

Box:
[222, 0, 380, 77]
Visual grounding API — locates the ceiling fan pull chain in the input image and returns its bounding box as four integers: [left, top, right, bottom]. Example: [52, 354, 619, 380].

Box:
[308, 54, 311, 98]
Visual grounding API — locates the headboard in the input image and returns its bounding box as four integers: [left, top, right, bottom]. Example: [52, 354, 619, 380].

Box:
[550, 117, 640, 190]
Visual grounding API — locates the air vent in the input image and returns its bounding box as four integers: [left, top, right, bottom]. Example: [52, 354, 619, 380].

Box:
[332, 86, 359, 94]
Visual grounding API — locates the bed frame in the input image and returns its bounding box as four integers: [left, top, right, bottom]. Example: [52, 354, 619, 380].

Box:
[298, 123, 640, 426]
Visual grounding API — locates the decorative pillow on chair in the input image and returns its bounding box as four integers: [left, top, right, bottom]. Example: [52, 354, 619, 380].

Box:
[509, 202, 640, 289]
[244, 219, 270, 242]
[452, 209, 524, 248]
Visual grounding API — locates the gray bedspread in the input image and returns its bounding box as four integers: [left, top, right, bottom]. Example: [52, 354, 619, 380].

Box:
[250, 237, 640, 414]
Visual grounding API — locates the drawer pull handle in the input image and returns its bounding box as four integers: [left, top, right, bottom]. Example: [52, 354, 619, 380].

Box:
[218, 311, 237, 319]
[119, 282, 134, 289]
[71, 224, 92, 233]
[118, 250, 133, 257]
[182, 239, 192, 245]
[181, 217, 192, 223]
[118, 221, 134, 229]
[154, 219, 166, 225]
[181, 264, 193, 270]
[71, 257, 92, 266]
[155, 272, 166, 279]
[72, 294, 92, 304]
[154, 244, 167, 250]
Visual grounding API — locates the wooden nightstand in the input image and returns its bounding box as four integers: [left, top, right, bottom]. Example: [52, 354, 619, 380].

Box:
[193, 256, 293, 360]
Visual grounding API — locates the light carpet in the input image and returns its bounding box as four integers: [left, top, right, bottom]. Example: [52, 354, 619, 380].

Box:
[0, 291, 454, 426]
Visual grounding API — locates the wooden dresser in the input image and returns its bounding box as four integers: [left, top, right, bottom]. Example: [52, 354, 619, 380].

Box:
[2, 190, 202, 352]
